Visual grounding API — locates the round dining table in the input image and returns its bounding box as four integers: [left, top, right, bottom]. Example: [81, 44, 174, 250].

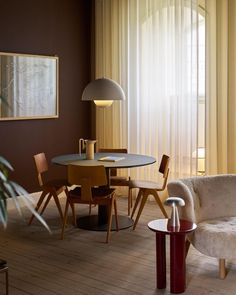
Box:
[52, 152, 156, 169]
[52, 152, 156, 231]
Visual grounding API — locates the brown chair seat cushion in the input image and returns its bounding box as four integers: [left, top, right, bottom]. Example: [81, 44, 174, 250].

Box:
[68, 186, 115, 202]
[43, 178, 70, 188]
[0, 259, 7, 267]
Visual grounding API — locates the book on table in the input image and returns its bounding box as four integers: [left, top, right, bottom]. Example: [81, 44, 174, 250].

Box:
[98, 156, 125, 162]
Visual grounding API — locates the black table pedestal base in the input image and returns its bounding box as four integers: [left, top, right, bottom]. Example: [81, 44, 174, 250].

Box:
[77, 215, 134, 231]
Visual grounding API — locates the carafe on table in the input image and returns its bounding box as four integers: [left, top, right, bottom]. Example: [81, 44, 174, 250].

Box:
[79, 138, 97, 160]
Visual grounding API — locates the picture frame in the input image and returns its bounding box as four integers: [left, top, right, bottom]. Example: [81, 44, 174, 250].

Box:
[0, 52, 59, 121]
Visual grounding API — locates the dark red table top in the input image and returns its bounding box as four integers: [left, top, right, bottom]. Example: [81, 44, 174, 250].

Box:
[148, 219, 197, 235]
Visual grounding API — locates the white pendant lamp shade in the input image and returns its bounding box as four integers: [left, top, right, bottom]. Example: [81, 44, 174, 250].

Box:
[82, 77, 125, 107]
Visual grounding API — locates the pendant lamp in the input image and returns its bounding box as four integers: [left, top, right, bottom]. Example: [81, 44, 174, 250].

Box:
[82, 77, 125, 107]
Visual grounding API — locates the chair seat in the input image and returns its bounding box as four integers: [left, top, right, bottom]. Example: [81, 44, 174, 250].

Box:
[0, 259, 7, 267]
[129, 179, 163, 190]
[129, 154, 170, 229]
[62, 164, 119, 243]
[110, 176, 130, 186]
[69, 186, 116, 202]
[29, 152, 68, 226]
[43, 178, 69, 188]
[193, 217, 236, 259]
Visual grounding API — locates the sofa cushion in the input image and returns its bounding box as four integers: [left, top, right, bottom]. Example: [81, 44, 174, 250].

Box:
[192, 217, 236, 259]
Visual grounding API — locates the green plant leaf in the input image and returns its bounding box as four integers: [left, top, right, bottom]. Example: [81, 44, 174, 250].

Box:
[0, 155, 50, 232]
[0, 156, 14, 171]
[3, 181, 22, 216]
[0, 193, 7, 228]
[10, 181, 51, 233]
[0, 170, 7, 182]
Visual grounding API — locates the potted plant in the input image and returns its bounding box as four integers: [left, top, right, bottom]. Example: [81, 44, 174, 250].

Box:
[0, 155, 49, 230]
[0, 95, 48, 230]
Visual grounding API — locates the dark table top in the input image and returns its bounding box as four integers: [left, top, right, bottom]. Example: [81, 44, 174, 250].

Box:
[52, 152, 156, 169]
[148, 219, 197, 234]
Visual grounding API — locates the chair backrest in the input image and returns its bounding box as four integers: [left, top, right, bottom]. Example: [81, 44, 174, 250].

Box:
[99, 148, 128, 153]
[68, 165, 107, 201]
[158, 154, 170, 189]
[34, 153, 48, 186]
[99, 148, 128, 176]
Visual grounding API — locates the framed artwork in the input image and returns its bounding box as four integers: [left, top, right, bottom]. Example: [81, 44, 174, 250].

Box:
[0, 52, 58, 120]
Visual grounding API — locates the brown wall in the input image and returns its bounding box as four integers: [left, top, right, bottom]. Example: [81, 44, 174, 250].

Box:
[0, 0, 92, 191]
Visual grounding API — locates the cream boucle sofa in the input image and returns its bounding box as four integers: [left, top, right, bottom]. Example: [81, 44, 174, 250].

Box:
[167, 174, 236, 278]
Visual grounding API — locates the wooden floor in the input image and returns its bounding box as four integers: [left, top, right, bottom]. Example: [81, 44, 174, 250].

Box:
[0, 194, 236, 295]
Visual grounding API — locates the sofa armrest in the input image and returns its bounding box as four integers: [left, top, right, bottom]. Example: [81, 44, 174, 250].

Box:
[167, 180, 197, 223]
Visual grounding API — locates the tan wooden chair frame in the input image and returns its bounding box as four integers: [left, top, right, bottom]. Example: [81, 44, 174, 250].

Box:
[28, 152, 68, 225]
[129, 154, 170, 229]
[61, 165, 119, 243]
[99, 148, 132, 215]
[0, 260, 8, 295]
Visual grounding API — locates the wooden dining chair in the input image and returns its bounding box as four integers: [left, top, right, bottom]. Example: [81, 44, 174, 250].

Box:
[0, 259, 8, 295]
[129, 154, 170, 229]
[99, 148, 132, 215]
[61, 165, 119, 243]
[28, 152, 69, 225]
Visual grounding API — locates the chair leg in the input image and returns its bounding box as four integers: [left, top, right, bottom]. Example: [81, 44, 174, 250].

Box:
[0, 265, 8, 295]
[128, 186, 134, 216]
[128, 189, 131, 216]
[131, 189, 143, 219]
[130, 189, 133, 210]
[52, 191, 64, 221]
[70, 203, 77, 226]
[6, 268, 8, 295]
[128, 187, 132, 216]
[152, 191, 168, 218]
[28, 190, 48, 225]
[39, 194, 52, 216]
[133, 191, 148, 230]
[61, 200, 70, 240]
[106, 200, 113, 243]
[114, 198, 119, 231]
[219, 258, 226, 279]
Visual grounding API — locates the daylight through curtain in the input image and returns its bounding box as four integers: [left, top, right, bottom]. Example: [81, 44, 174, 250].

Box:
[95, 0, 201, 182]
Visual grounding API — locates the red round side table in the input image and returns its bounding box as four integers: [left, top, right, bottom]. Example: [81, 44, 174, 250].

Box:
[148, 219, 197, 294]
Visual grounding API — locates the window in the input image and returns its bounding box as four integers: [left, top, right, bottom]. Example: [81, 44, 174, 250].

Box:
[95, 0, 205, 180]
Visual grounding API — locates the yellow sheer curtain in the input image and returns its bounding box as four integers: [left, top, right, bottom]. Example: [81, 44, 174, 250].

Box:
[95, 0, 128, 149]
[205, 0, 236, 174]
[95, 0, 201, 181]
